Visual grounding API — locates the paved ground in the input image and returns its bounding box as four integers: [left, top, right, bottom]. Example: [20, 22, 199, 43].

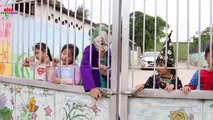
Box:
[127, 62, 197, 89]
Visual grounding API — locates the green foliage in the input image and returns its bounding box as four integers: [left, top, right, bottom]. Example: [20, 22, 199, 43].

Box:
[156, 42, 187, 61]
[190, 27, 212, 53]
[130, 11, 168, 51]
[192, 27, 211, 45]
[0, 107, 12, 120]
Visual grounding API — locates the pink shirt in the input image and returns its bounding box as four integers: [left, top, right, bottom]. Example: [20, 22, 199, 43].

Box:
[48, 64, 81, 85]
[29, 62, 49, 81]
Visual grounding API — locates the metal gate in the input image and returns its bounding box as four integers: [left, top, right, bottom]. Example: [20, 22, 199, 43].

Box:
[0, 0, 213, 120]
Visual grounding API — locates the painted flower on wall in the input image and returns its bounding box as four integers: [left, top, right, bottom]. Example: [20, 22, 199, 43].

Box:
[63, 102, 101, 120]
[20, 97, 40, 120]
[0, 93, 12, 120]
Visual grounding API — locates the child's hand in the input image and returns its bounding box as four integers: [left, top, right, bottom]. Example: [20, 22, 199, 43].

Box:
[99, 65, 107, 76]
[44, 56, 50, 64]
[53, 78, 61, 84]
[23, 57, 35, 66]
[25, 56, 35, 63]
[135, 84, 145, 93]
[52, 58, 60, 67]
[165, 84, 174, 92]
[90, 88, 102, 100]
[180, 86, 191, 94]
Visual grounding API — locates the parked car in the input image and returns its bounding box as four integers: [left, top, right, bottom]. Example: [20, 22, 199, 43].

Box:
[140, 52, 160, 69]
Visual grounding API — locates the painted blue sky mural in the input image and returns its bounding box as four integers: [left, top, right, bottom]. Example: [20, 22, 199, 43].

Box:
[12, 15, 90, 56]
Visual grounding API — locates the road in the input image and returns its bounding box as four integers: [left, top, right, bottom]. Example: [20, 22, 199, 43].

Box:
[127, 62, 197, 89]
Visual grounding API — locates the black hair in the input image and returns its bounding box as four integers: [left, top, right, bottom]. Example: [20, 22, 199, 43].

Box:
[34, 42, 52, 61]
[205, 43, 213, 57]
[61, 44, 79, 59]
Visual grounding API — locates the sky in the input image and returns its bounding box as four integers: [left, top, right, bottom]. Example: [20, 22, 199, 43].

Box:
[60, 0, 212, 42]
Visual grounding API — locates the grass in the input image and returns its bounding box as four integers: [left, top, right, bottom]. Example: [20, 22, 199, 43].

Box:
[155, 42, 188, 61]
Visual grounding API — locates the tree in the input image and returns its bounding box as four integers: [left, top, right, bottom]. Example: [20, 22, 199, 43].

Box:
[191, 27, 211, 45]
[190, 27, 212, 53]
[77, 4, 89, 19]
[129, 11, 168, 51]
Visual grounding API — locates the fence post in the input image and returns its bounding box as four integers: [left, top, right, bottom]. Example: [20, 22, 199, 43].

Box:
[119, 0, 130, 120]
[110, 0, 122, 120]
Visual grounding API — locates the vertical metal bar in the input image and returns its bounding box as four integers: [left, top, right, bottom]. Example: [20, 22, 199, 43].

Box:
[17, 3, 20, 69]
[82, 0, 85, 56]
[89, 0, 93, 66]
[175, 0, 179, 90]
[153, 0, 157, 89]
[11, 2, 15, 77]
[52, 0, 56, 58]
[33, 0, 37, 80]
[73, 0, 77, 85]
[142, 0, 146, 56]
[120, 0, 130, 119]
[59, 0, 62, 78]
[21, 0, 26, 78]
[6, 4, 9, 63]
[198, 0, 201, 90]
[39, 0, 43, 64]
[110, 0, 121, 119]
[166, 0, 168, 35]
[107, 0, 112, 89]
[210, 0, 212, 69]
[66, 0, 70, 66]
[165, 0, 168, 67]
[46, 0, 49, 81]
[187, 0, 190, 68]
[131, 0, 135, 89]
[1, 3, 5, 75]
[98, 0, 103, 68]
[28, 2, 31, 57]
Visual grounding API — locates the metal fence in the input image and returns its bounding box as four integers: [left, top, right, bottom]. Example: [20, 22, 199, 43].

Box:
[0, 0, 213, 120]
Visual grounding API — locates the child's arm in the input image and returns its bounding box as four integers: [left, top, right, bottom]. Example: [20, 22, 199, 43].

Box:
[167, 77, 183, 89]
[44, 56, 51, 81]
[80, 46, 97, 92]
[48, 58, 59, 83]
[48, 67, 57, 83]
[135, 75, 154, 93]
[165, 77, 183, 92]
[60, 65, 81, 85]
[181, 71, 199, 94]
[187, 71, 199, 90]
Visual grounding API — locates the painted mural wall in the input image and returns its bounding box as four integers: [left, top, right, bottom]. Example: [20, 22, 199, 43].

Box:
[11, 15, 90, 80]
[128, 98, 213, 120]
[0, 3, 92, 79]
[189, 52, 208, 67]
[0, 81, 109, 120]
[0, 1, 13, 76]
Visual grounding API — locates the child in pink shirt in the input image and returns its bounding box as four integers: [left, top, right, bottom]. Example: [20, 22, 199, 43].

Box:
[48, 44, 81, 85]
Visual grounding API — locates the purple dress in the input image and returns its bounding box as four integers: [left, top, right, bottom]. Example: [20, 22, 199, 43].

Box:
[80, 44, 111, 92]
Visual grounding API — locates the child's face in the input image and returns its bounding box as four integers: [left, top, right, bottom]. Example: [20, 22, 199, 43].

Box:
[96, 47, 106, 62]
[156, 63, 170, 76]
[34, 48, 46, 62]
[61, 48, 73, 65]
[205, 52, 213, 66]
